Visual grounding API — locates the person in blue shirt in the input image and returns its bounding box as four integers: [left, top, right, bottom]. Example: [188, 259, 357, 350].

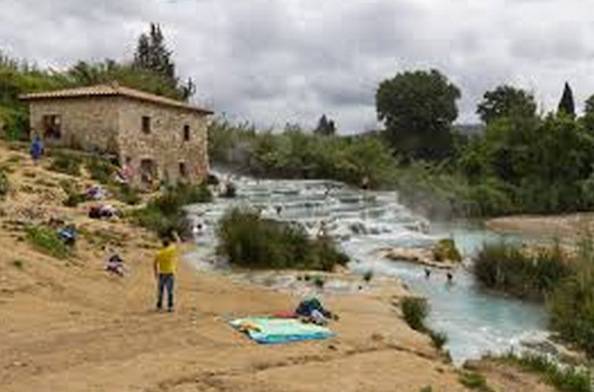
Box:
[30, 134, 44, 164]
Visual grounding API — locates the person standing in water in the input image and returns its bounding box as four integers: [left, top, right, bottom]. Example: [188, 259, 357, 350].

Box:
[446, 272, 454, 284]
[154, 233, 180, 312]
[30, 134, 44, 164]
[424, 268, 432, 279]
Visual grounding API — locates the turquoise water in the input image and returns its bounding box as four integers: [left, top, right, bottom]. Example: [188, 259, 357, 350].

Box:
[186, 178, 548, 365]
[347, 224, 547, 364]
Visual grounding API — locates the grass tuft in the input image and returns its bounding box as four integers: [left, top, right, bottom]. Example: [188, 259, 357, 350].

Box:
[495, 352, 592, 392]
[458, 371, 494, 391]
[401, 297, 429, 332]
[48, 152, 82, 176]
[25, 225, 70, 259]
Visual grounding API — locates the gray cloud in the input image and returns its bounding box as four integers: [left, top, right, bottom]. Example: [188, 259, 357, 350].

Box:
[1, 0, 594, 133]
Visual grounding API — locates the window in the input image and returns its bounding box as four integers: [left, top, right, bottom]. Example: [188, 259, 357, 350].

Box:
[183, 125, 190, 141]
[42, 114, 62, 139]
[141, 116, 151, 134]
[179, 162, 188, 178]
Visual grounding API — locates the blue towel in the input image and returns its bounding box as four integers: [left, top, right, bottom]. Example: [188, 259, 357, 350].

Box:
[230, 317, 335, 344]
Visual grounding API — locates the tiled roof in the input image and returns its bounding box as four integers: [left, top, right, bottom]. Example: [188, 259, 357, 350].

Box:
[19, 83, 213, 115]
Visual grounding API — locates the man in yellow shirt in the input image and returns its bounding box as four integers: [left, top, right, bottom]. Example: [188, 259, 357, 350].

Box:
[154, 237, 178, 312]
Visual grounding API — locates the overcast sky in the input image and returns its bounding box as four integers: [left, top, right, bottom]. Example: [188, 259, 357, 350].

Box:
[1, 0, 593, 133]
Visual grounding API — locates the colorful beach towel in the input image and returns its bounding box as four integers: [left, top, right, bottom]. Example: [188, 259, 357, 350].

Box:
[230, 317, 335, 344]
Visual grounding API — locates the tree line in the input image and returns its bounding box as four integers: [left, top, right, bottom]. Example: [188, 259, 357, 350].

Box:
[375, 68, 594, 217]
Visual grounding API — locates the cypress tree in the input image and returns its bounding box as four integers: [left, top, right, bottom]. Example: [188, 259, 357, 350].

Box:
[314, 115, 336, 136]
[558, 82, 575, 117]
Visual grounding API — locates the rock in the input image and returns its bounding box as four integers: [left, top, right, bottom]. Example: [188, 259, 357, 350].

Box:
[381, 247, 456, 269]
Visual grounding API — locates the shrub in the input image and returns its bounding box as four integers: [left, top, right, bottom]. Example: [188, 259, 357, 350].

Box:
[458, 371, 493, 391]
[60, 179, 85, 207]
[216, 208, 349, 271]
[432, 238, 462, 262]
[63, 193, 86, 207]
[12, 260, 24, 269]
[549, 268, 594, 358]
[429, 330, 448, 350]
[496, 352, 592, 392]
[114, 184, 141, 205]
[401, 297, 429, 332]
[132, 182, 212, 239]
[473, 241, 572, 300]
[0, 170, 8, 197]
[86, 157, 116, 184]
[25, 225, 70, 259]
[49, 152, 82, 176]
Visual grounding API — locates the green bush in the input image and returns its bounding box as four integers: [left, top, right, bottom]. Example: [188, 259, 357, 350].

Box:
[549, 267, 594, 358]
[63, 193, 86, 207]
[458, 372, 493, 391]
[0, 170, 8, 197]
[401, 297, 429, 332]
[25, 225, 70, 259]
[86, 157, 116, 184]
[114, 184, 141, 205]
[216, 208, 349, 271]
[49, 152, 82, 176]
[473, 241, 572, 300]
[429, 330, 448, 350]
[132, 183, 212, 239]
[60, 179, 85, 207]
[432, 239, 462, 262]
[496, 352, 592, 392]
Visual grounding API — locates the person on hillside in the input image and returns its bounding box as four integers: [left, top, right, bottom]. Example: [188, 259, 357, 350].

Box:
[30, 134, 44, 164]
[105, 252, 126, 277]
[153, 233, 180, 312]
[116, 157, 135, 184]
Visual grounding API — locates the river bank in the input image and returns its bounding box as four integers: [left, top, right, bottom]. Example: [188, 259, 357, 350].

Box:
[486, 213, 594, 240]
[0, 141, 565, 391]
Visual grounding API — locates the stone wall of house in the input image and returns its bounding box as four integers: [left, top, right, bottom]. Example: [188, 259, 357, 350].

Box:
[117, 98, 209, 185]
[28, 97, 120, 153]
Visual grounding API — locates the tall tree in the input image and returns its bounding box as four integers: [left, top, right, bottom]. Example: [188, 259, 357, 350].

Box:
[314, 114, 336, 136]
[476, 85, 537, 124]
[134, 23, 175, 79]
[558, 82, 576, 117]
[583, 94, 594, 132]
[375, 69, 460, 160]
[132, 23, 194, 100]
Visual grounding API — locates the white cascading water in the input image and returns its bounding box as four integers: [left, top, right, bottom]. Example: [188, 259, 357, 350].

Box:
[184, 176, 548, 365]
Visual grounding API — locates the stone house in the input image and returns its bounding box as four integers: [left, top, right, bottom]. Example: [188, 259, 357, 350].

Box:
[20, 83, 213, 186]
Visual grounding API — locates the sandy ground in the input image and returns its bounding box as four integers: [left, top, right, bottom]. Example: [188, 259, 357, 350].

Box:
[486, 213, 594, 240]
[0, 142, 555, 392]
